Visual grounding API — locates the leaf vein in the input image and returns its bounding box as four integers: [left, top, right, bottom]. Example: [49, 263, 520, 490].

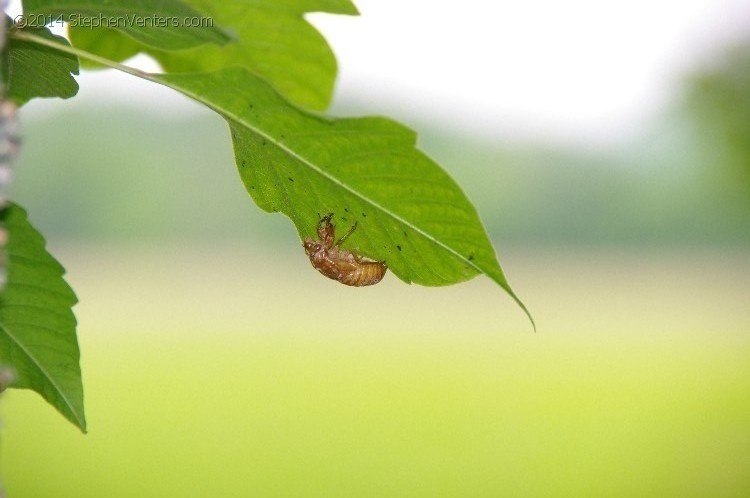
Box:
[0, 324, 83, 426]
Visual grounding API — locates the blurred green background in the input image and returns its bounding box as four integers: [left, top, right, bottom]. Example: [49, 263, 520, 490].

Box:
[2, 22, 750, 498]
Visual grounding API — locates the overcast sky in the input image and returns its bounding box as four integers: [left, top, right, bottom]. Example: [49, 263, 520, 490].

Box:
[11, 0, 750, 146]
[313, 0, 750, 146]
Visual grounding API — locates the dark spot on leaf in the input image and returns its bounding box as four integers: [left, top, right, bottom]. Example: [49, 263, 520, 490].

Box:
[344, 207, 349, 213]
[361, 212, 367, 217]
[288, 177, 294, 182]
[249, 104, 254, 109]
[341, 217, 347, 222]
[468, 253, 475, 261]
[403, 231, 408, 237]
[262, 139, 267, 146]
[241, 160, 246, 167]
[397, 245, 402, 251]
[250, 186, 255, 190]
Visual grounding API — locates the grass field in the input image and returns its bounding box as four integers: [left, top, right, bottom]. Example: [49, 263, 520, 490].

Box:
[2, 245, 749, 497]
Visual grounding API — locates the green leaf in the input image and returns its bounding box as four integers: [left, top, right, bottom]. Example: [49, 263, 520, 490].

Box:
[70, 27, 141, 70]
[1, 17, 78, 105]
[70, 0, 359, 110]
[24, 0, 230, 50]
[156, 68, 533, 325]
[0, 203, 85, 432]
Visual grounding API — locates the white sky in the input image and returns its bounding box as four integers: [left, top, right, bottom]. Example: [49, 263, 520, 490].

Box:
[312, 0, 750, 146]
[9, 0, 750, 146]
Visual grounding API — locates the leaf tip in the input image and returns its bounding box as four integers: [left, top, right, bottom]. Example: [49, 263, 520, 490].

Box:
[510, 290, 536, 332]
[494, 279, 535, 332]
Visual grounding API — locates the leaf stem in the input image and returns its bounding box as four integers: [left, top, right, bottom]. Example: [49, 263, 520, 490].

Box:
[9, 30, 158, 84]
